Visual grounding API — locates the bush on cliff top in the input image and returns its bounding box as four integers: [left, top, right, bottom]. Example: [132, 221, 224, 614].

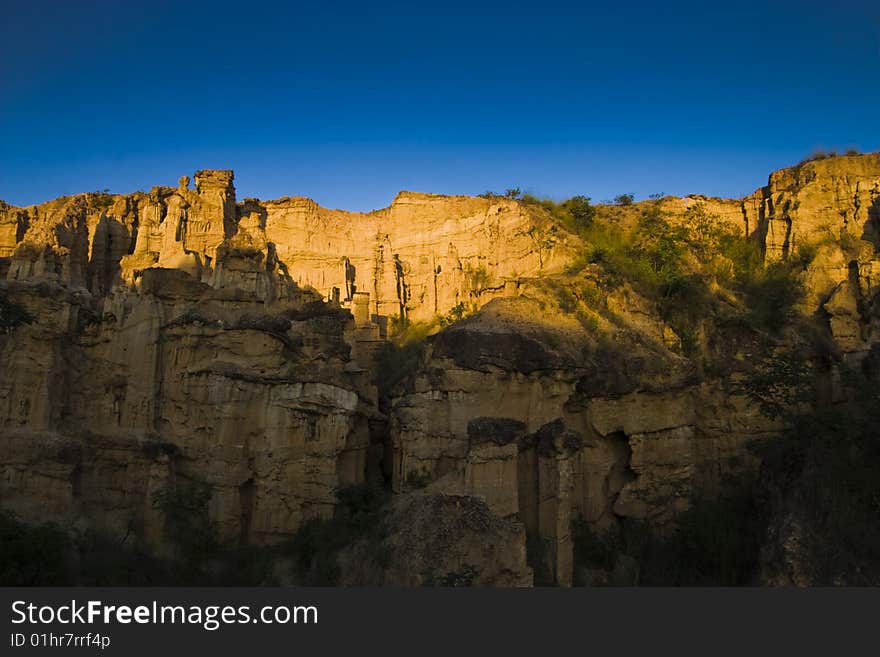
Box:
[798, 148, 859, 165]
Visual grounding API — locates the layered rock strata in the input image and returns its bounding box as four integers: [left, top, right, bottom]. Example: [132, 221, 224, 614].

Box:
[1, 152, 879, 584]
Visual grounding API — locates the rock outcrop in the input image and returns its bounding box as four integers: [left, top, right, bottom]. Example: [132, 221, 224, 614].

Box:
[2, 152, 880, 585]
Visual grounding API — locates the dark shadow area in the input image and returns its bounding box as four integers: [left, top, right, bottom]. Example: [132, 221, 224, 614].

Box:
[861, 196, 880, 251]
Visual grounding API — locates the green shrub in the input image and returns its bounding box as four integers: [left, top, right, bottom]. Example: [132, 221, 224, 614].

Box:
[422, 565, 480, 587]
[537, 194, 802, 355]
[519, 193, 596, 237]
[0, 511, 70, 585]
[785, 400, 880, 583]
[800, 149, 835, 163]
[377, 319, 433, 399]
[575, 310, 600, 333]
[742, 359, 880, 584]
[739, 261, 804, 333]
[630, 206, 688, 286]
[685, 204, 741, 264]
[151, 482, 216, 564]
[288, 483, 389, 585]
[839, 230, 861, 258]
[438, 302, 470, 327]
[464, 262, 492, 290]
[1, 504, 307, 585]
[734, 348, 814, 420]
[657, 274, 713, 355]
[553, 286, 577, 313]
[794, 241, 820, 269]
[565, 195, 595, 230]
[636, 489, 765, 585]
[796, 148, 858, 165]
[572, 487, 766, 586]
[86, 192, 114, 212]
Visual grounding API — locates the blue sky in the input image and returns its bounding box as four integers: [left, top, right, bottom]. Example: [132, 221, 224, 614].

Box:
[1, 0, 878, 210]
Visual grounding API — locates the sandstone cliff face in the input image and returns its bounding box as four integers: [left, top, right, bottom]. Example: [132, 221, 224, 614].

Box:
[260, 191, 574, 323]
[0, 276, 373, 551]
[386, 294, 777, 585]
[2, 152, 880, 585]
[382, 153, 880, 585]
[1, 172, 366, 551]
[0, 173, 566, 572]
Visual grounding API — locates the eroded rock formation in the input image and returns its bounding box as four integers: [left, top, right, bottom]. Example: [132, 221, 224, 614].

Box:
[2, 152, 880, 585]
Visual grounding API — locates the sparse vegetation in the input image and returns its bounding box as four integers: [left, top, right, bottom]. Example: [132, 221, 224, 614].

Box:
[737, 261, 804, 334]
[287, 483, 390, 585]
[483, 191, 596, 238]
[799, 148, 860, 165]
[151, 481, 217, 565]
[422, 564, 480, 587]
[0, 483, 393, 586]
[376, 318, 434, 398]
[558, 200, 803, 354]
[740, 350, 880, 585]
[567, 347, 880, 587]
[5, 156, 879, 591]
[770, 382, 880, 584]
[734, 348, 814, 420]
[572, 484, 766, 586]
[86, 191, 115, 212]
[0, 509, 253, 586]
[463, 262, 492, 290]
[438, 302, 471, 327]
[566, 195, 596, 230]
[684, 203, 741, 265]
[0, 511, 70, 585]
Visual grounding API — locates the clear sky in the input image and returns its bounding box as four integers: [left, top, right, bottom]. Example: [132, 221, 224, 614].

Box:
[1, 0, 878, 211]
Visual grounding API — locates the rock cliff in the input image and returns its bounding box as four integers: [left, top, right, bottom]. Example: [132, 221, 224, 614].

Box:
[2, 152, 879, 585]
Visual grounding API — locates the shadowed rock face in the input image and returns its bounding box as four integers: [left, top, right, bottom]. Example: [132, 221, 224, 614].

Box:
[467, 417, 528, 446]
[1, 153, 880, 585]
[432, 311, 586, 373]
[338, 493, 532, 587]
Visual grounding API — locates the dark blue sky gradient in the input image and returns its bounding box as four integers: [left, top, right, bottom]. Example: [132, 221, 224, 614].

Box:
[1, 0, 878, 210]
